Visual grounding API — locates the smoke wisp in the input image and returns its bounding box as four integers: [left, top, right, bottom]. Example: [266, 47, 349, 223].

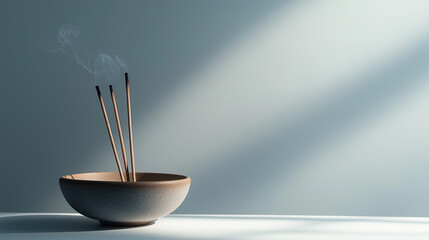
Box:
[47, 24, 128, 84]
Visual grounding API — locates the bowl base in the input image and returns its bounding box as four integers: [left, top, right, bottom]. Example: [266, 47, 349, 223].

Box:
[99, 220, 156, 227]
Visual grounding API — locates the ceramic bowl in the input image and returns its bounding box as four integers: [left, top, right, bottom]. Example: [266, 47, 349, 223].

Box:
[59, 172, 191, 226]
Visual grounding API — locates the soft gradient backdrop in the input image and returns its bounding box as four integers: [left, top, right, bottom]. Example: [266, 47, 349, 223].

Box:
[2, 0, 429, 216]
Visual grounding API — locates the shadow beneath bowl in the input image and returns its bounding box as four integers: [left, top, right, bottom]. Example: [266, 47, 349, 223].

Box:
[0, 214, 138, 233]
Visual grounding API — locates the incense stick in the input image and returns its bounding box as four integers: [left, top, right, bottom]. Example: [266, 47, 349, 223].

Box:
[95, 86, 125, 182]
[109, 85, 130, 181]
[125, 73, 136, 182]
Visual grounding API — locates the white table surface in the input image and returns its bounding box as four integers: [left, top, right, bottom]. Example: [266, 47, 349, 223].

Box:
[1, 213, 429, 239]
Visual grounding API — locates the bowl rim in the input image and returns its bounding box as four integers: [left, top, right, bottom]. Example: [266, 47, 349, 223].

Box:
[60, 171, 191, 186]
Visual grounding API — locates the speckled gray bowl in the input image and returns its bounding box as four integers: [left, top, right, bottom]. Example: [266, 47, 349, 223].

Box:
[59, 172, 191, 226]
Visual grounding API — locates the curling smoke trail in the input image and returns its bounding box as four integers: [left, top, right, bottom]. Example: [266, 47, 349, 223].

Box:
[50, 24, 128, 84]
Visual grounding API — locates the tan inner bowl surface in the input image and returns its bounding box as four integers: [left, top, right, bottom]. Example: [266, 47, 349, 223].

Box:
[62, 172, 188, 183]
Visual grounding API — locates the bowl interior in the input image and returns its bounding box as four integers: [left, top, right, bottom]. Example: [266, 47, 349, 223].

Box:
[61, 172, 189, 183]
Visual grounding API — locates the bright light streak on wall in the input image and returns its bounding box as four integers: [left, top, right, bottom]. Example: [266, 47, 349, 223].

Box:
[127, 0, 429, 215]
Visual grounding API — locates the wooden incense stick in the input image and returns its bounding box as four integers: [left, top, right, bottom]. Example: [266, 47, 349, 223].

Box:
[109, 85, 130, 181]
[125, 73, 136, 182]
[95, 86, 125, 182]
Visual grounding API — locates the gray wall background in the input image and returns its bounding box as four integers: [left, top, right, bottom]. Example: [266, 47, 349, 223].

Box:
[3, 0, 429, 216]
